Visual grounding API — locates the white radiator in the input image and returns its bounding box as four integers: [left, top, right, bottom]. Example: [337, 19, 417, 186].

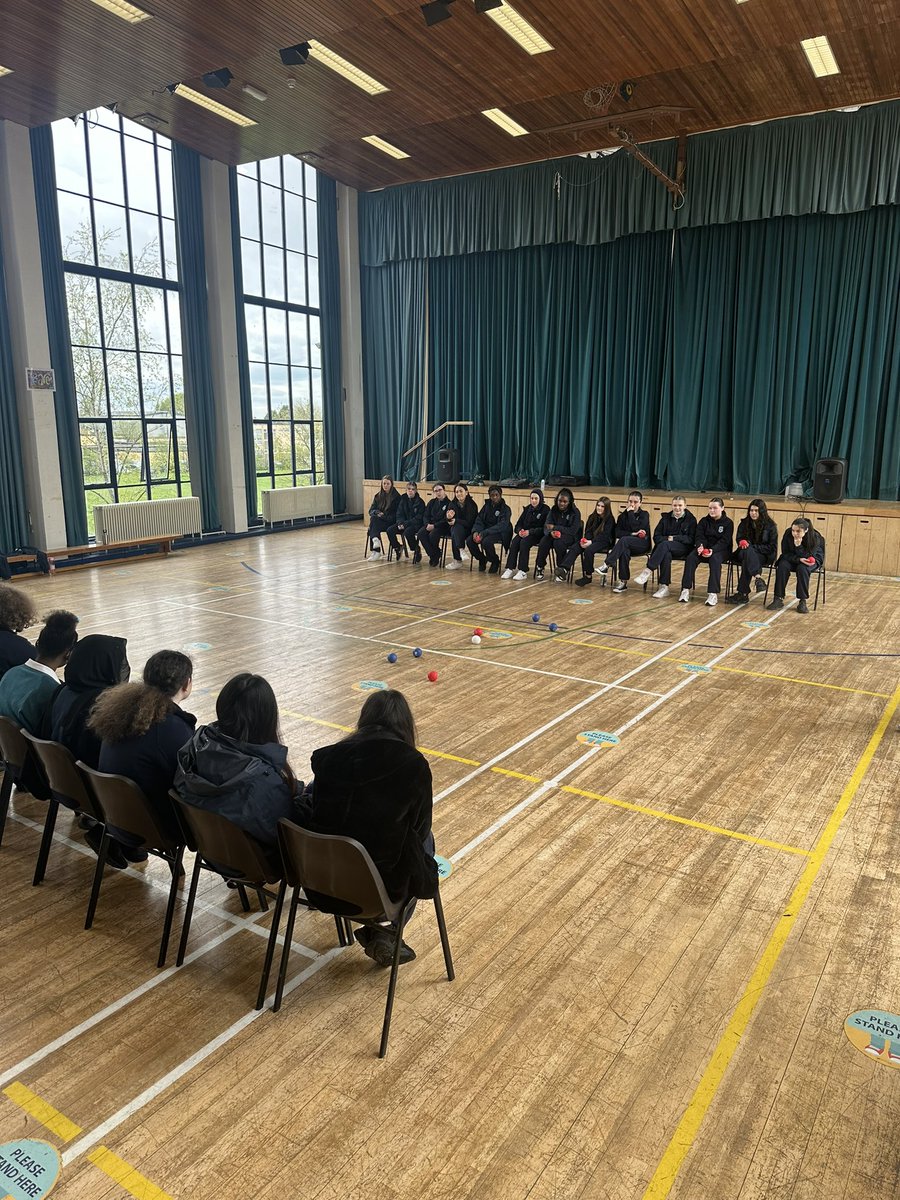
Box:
[262, 484, 333, 524]
[92, 496, 202, 544]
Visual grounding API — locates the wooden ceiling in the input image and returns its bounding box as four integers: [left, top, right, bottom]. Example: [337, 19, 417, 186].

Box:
[0, 0, 898, 190]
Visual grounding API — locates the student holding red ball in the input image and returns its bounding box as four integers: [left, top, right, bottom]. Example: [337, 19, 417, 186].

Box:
[568, 497, 616, 587]
[767, 517, 824, 614]
[726, 499, 779, 605]
[678, 498, 734, 606]
[598, 491, 651, 592]
[534, 488, 582, 581]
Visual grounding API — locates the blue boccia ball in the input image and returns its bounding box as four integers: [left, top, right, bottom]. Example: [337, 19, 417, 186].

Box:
[548, 622, 558, 632]
[412, 647, 423, 658]
[387, 652, 398, 663]
[531, 613, 540, 623]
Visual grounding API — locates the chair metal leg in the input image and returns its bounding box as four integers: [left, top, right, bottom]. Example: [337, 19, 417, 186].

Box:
[0, 769, 11, 846]
[334, 915, 348, 946]
[158, 845, 184, 968]
[273, 888, 302, 1012]
[256, 879, 287, 1010]
[432, 886, 455, 982]
[255, 886, 269, 912]
[344, 918, 354, 945]
[235, 883, 251, 912]
[32, 800, 59, 886]
[175, 852, 203, 967]
[84, 828, 110, 929]
[379, 902, 414, 1059]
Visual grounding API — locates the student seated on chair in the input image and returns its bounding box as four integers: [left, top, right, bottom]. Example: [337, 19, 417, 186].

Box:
[726, 499, 778, 605]
[0, 609, 79, 736]
[51, 634, 130, 769]
[570, 497, 616, 588]
[175, 673, 304, 865]
[444, 483, 478, 570]
[600, 492, 651, 591]
[634, 496, 697, 599]
[534, 488, 582, 581]
[767, 518, 824, 614]
[304, 689, 438, 967]
[679, 498, 734, 606]
[386, 481, 425, 562]
[0, 584, 39, 682]
[502, 489, 550, 580]
[417, 484, 451, 567]
[466, 486, 513, 574]
[367, 476, 400, 556]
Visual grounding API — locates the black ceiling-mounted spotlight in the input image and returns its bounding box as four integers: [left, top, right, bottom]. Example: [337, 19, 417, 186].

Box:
[279, 42, 311, 66]
[474, 0, 503, 11]
[421, 1, 454, 26]
[202, 67, 233, 88]
[618, 80, 636, 102]
[164, 82, 179, 94]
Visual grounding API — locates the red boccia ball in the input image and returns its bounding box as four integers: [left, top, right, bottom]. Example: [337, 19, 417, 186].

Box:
[427, 670, 438, 682]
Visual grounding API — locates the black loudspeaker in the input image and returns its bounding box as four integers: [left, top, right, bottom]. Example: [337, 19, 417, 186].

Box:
[812, 457, 847, 504]
[437, 447, 460, 484]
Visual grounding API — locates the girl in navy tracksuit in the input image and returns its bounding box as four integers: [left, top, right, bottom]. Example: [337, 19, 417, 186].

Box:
[367, 476, 400, 555]
[768, 518, 824, 613]
[502, 490, 550, 579]
[445, 483, 478, 568]
[568, 497, 616, 587]
[726, 499, 779, 603]
[600, 492, 652, 588]
[387, 482, 426, 560]
[417, 484, 451, 566]
[535, 489, 582, 580]
[679, 498, 734, 604]
[466, 487, 513, 573]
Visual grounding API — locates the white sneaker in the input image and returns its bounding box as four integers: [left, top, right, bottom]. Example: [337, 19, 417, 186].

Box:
[595, 564, 609, 575]
[501, 568, 514, 579]
[705, 593, 717, 606]
[512, 569, 527, 581]
[679, 589, 690, 603]
[634, 569, 651, 586]
[445, 560, 461, 570]
[460, 550, 470, 562]
[652, 585, 669, 599]
[612, 580, 627, 593]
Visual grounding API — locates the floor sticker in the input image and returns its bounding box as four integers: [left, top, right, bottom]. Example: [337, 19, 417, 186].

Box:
[844, 1009, 900, 1068]
[576, 731, 620, 747]
[0, 1139, 62, 1199]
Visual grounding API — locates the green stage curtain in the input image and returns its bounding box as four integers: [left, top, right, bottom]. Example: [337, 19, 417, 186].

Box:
[316, 175, 346, 513]
[428, 234, 672, 487]
[660, 205, 900, 499]
[228, 167, 259, 522]
[361, 260, 428, 480]
[0, 224, 29, 550]
[30, 125, 88, 545]
[173, 143, 220, 531]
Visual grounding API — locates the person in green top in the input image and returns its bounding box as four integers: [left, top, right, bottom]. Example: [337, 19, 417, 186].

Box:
[0, 609, 79, 735]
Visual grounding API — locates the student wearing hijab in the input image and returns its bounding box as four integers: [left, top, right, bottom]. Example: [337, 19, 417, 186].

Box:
[0, 610, 79, 736]
[50, 634, 129, 769]
[726, 499, 779, 605]
[598, 492, 652, 591]
[534, 488, 582, 581]
[386, 481, 426, 561]
[367, 476, 400, 556]
[570, 497, 616, 588]
[466, 486, 513, 574]
[0, 583, 38, 681]
[444, 483, 478, 570]
[501, 490, 550, 580]
[767, 518, 824, 614]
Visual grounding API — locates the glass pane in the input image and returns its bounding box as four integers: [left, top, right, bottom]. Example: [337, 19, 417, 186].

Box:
[307, 258, 320, 309]
[237, 173, 259, 240]
[245, 304, 266, 361]
[134, 286, 167, 353]
[161, 218, 178, 280]
[289, 312, 309, 366]
[72, 347, 108, 418]
[311, 369, 323, 419]
[52, 120, 88, 194]
[93, 201, 129, 269]
[146, 422, 176, 480]
[291, 368, 311, 419]
[80, 423, 110, 484]
[283, 155, 304, 194]
[176, 419, 190, 484]
[66, 274, 102, 346]
[237, 161, 257, 179]
[314, 420, 326, 476]
[250, 361, 269, 418]
[106, 350, 141, 415]
[263, 244, 284, 300]
[171, 355, 184, 416]
[261, 183, 283, 247]
[95, 108, 121, 131]
[99, 280, 135, 348]
[58, 192, 94, 263]
[259, 157, 281, 187]
[293, 423, 312, 473]
[269, 364, 289, 419]
[140, 352, 172, 415]
[271, 422, 292, 474]
[124, 136, 158, 212]
[123, 115, 152, 142]
[305, 200, 318, 256]
[130, 210, 162, 276]
[157, 147, 174, 218]
[166, 292, 182, 355]
[85, 488, 115, 519]
[241, 238, 262, 297]
[304, 164, 317, 199]
[286, 252, 306, 307]
[308, 315, 321, 367]
[254, 425, 270, 474]
[110, 420, 146, 488]
[87, 124, 125, 205]
[266, 308, 288, 365]
[284, 191, 304, 253]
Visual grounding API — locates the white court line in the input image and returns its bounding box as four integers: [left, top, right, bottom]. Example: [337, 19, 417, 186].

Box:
[376, 579, 542, 637]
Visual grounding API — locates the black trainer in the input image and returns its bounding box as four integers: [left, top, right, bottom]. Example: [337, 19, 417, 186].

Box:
[85, 824, 127, 870]
[488, 561, 500, 574]
[796, 599, 809, 613]
[478, 560, 487, 573]
[766, 596, 784, 610]
[754, 576, 767, 593]
[575, 576, 592, 588]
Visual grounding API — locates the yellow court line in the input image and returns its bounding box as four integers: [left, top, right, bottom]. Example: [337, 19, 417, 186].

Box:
[714, 664, 892, 699]
[3, 1081, 82, 1142]
[88, 1146, 173, 1200]
[642, 682, 900, 1200]
[418, 746, 482, 766]
[282, 712, 481, 766]
[491, 767, 543, 783]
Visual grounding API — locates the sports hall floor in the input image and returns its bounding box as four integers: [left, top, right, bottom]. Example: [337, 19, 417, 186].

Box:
[2, 522, 899, 1200]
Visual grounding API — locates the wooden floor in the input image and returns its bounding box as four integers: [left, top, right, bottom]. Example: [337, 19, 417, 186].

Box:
[2, 524, 899, 1200]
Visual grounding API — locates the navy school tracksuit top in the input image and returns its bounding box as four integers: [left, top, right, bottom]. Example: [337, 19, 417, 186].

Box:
[472, 500, 512, 538]
[694, 514, 734, 554]
[394, 493, 425, 529]
[615, 508, 652, 540]
[735, 516, 778, 563]
[653, 510, 698, 550]
[543, 504, 582, 548]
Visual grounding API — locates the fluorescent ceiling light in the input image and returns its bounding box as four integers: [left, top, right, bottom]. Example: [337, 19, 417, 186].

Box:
[0, 66, 13, 77]
[174, 85, 257, 126]
[87, 0, 152, 23]
[307, 40, 388, 94]
[484, 3, 553, 54]
[362, 135, 410, 159]
[481, 107, 529, 136]
[800, 35, 840, 77]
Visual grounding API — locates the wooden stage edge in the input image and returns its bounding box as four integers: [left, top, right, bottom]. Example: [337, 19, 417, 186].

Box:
[363, 480, 900, 579]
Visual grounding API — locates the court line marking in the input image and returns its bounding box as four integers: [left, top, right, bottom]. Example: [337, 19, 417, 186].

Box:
[713, 664, 892, 698]
[87, 1146, 173, 1200]
[3, 1081, 82, 1141]
[641, 681, 900, 1200]
[280, 711, 482, 766]
[365, 579, 544, 637]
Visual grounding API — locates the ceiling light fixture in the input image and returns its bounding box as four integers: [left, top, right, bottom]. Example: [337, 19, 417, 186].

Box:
[800, 35, 840, 77]
[362, 135, 410, 159]
[87, 0, 152, 23]
[0, 65, 13, 77]
[279, 43, 310, 66]
[483, 3, 553, 54]
[202, 67, 233, 88]
[307, 40, 389, 94]
[481, 107, 529, 136]
[242, 83, 268, 102]
[421, 1, 454, 24]
[174, 84, 257, 126]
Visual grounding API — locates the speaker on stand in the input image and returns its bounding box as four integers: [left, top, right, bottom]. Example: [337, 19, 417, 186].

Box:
[437, 447, 460, 485]
[812, 458, 847, 504]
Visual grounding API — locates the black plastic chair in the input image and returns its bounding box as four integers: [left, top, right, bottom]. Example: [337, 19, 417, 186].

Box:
[725, 558, 775, 600]
[0, 716, 53, 871]
[763, 562, 826, 609]
[274, 820, 454, 1058]
[77, 762, 185, 966]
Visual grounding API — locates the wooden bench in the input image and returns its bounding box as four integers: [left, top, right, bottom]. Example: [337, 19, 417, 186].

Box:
[6, 535, 180, 577]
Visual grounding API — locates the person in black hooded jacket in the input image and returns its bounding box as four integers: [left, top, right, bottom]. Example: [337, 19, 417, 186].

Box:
[304, 689, 438, 967]
[598, 492, 652, 590]
[0, 584, 37, 681]
[569, 497, 616, 587]
[679, 497, 734, 606]
[367, 476, 400, 556]
[501, 489, 550, 580]
[444, 483, 478, 569]
[50, 633, 130, 768]
[386, 481, 426, 560]
[466, 486, 513, 574]
[767, 518, 825, 614]
[417, 484, 451, 567]
[726, 498, 778, 605]
[632, 497, 697, 599]
[535, 488, 582, 581]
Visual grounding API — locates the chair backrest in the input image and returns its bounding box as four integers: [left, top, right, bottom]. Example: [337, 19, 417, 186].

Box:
[0, 715, 52, 798]
[172, 795, 280, 884]
[21, 732, 103, 820]
[276, 819, 401, 922]
[77, 762, 180, 852]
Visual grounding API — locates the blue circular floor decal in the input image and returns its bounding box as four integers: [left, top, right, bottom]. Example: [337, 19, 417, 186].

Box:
[679, 663, 711, 674]
[576, 730, 620, 747]
[434, 854, 453, 879]
[844, 1009, 900, 1069]
[0, 1140, 62, 1200]
[486, 630, 512, 640]
[353, 680, 388, 692]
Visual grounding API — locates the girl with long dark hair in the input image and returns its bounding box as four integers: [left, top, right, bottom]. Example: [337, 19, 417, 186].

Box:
[727, 498, 779, 605]
[367, 476, 400, 556]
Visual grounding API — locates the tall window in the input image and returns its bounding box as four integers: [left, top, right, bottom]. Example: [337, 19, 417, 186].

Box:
[236, 156, 324, 513]
[52, 111, 189, 520]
